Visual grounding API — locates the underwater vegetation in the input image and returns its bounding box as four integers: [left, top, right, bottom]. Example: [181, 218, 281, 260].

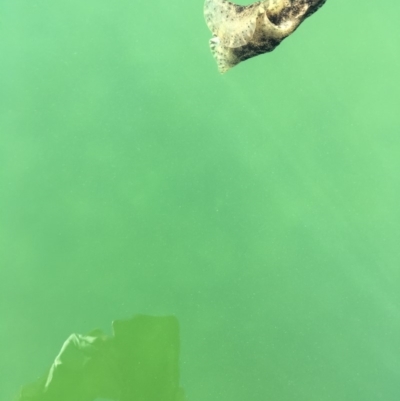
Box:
[14, 315, 186, 401]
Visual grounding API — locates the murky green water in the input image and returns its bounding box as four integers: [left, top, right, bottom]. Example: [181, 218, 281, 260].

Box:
[1, 1, 400, 400]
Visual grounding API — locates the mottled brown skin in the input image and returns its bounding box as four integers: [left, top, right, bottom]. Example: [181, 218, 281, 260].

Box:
[231, 0, 326, 64]
[205, 0, 327, 73]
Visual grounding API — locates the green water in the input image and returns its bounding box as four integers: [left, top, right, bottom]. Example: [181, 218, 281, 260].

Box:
[1, 0, 400, 400]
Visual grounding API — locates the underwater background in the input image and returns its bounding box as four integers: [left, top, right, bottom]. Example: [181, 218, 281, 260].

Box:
[1, 0, 400, 400]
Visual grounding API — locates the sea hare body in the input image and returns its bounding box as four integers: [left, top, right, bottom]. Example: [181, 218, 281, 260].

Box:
[204, 0, 327, 73]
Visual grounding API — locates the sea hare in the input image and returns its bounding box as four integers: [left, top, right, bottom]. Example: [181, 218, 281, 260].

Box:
[204, 0, 327, 73]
